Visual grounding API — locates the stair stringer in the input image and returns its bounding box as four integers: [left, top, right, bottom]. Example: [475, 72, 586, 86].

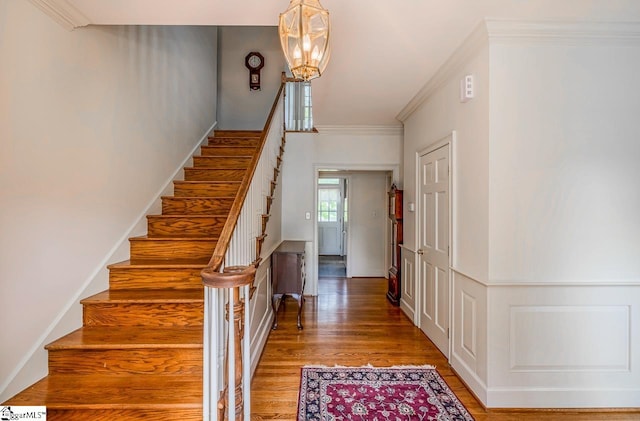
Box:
[248, 142, 286, 375]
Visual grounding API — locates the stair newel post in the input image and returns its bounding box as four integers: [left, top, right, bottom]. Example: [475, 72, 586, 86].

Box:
[202, 264, 256, 421]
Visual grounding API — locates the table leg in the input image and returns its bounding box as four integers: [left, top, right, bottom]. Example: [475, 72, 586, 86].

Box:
[271, 294, 283, 330]
[291, 293, 304, 330]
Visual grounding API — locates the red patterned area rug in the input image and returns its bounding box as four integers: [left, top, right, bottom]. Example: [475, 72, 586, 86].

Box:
[297, 365, 475, 420]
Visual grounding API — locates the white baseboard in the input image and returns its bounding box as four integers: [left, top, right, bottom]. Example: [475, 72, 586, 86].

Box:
[450, 351, 488, 406]
[486, 387, 640, 408]
[453, 334, 640, 409]
[399, 299, 415, 324]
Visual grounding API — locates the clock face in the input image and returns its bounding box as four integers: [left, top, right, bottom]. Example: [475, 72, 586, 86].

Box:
[248, 54, 262, 69]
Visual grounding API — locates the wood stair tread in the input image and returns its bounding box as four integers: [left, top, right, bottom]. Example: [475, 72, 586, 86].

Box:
[195, 154, 253, 158]
[173, 180, 241, 184]
[161, 195, 236, 200]
[144, 233, 220, 239]
[5, 374, 202, 409]
[199, 146, 257, 156]
[108, 258, 210, 269]
[202, 145, 256, 148]
[46, 326, 203, 350]
[213, 130, 261, 137]
[129, 235, 218, 241]
[209, 136, 260, 140]
[184, 166, 248, 170]
[81, 289, 203, 304]
[147, 214, 230, 219]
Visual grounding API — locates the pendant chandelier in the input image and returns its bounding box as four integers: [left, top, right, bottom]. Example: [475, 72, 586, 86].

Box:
[279, 0, 331, 81]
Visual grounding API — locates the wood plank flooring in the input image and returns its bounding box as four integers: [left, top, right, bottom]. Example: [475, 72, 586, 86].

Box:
[250, 277, 640, 420]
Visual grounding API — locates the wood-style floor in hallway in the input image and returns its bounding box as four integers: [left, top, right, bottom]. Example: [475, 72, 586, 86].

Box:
[251, 277, 639, 420]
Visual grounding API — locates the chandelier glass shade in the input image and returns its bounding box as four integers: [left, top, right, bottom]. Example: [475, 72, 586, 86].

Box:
[279, 0, 331, 81]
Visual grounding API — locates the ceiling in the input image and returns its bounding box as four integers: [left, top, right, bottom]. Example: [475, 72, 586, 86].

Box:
[43, 0, 640, 126]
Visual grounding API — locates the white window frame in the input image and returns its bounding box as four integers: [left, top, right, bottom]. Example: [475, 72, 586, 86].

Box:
[285, 81, 314, 131]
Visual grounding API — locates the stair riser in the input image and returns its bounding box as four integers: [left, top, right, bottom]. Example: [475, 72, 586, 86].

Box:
[214, 130, 261, 138]
[147, 216, 226, 237]
[200, 146, 256, 156]
[109, 268, 204, 290]
[161, 197, 234, 215]
[184, 168, 246, 182]
[83, 303, 203, 327]
[208, 137, 260, 147]
[44, 409, 202, 421]
[48, 348, 202, 376]
[193, 156, 252, 168]
[173, 182, 239, 198]
[129, 239, 216, 260]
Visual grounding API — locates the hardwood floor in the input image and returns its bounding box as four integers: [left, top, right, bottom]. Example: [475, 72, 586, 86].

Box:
[251, 277, 639, 420]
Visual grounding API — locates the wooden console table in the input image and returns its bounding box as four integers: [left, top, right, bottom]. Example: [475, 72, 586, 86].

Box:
[271, 241, 306, 330]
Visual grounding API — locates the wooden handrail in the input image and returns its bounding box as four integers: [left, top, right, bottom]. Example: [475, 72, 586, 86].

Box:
[202, 78, 286, 275]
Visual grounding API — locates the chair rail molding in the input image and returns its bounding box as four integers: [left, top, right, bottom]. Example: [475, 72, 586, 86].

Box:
[28, 0, 90, 31]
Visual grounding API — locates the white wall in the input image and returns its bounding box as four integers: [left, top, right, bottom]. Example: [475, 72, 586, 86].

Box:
[400, 20, 640, 408]
[280, 127, 402, 294]
[217, 26, 286, 130]
[488, 37, 640, 283]
[0, 1, 218, 400]
[484, 23, 640, 407]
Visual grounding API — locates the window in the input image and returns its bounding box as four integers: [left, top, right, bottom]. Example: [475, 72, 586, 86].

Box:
[318, 178, 340, 185]
[285, 81, 313, 131]
[318, 188, 340, 222]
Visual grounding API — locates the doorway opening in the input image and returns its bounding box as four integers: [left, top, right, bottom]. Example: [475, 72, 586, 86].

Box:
[317, 176, 347, 278]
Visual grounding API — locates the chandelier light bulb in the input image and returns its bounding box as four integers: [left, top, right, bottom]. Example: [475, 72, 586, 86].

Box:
[303, 34, 311, 52]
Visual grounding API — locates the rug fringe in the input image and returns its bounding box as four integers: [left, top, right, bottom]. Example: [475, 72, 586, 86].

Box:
[302, 363, 437, 369]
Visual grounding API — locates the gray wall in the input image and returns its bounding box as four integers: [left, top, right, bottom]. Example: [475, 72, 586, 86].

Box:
[217, 26, 286, 130]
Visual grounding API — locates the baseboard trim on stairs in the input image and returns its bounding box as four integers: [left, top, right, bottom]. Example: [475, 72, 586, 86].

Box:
[0, 120, 218, 401]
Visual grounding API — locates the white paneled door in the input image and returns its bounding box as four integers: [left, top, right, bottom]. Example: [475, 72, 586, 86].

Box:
[318, 184, 344, 255]
[418, 144, 450, 357]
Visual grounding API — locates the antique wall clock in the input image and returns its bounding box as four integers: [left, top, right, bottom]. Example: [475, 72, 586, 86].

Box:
[245, 52, 265, 91]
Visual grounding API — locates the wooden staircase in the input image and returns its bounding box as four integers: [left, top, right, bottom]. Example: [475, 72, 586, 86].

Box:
[3, 130, 262, 420]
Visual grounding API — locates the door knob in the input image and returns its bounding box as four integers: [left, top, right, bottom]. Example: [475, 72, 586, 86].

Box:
[417, 249, 424, 255]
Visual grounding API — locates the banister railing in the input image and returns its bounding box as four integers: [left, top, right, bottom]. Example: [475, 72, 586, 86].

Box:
[202, 76, 286, 421]
[204, 80, 286, 272]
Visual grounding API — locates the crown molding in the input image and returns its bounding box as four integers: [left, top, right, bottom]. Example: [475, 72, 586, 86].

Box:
[28, 0, 90, 31]
[485, 19, 640, 44]
[397, 19, 640, 122]
[314, 125, 404, 136]
[396, 20, 489, 122]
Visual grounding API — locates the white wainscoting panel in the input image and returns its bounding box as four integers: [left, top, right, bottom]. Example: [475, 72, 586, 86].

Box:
[461, 291, 477, 359]
[249, 260, 274, 376]
[399, 247, 416, 323]
[450, 270, 488, 403]
[487, 284, 640, 408]
[509, 306, 630, 372]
